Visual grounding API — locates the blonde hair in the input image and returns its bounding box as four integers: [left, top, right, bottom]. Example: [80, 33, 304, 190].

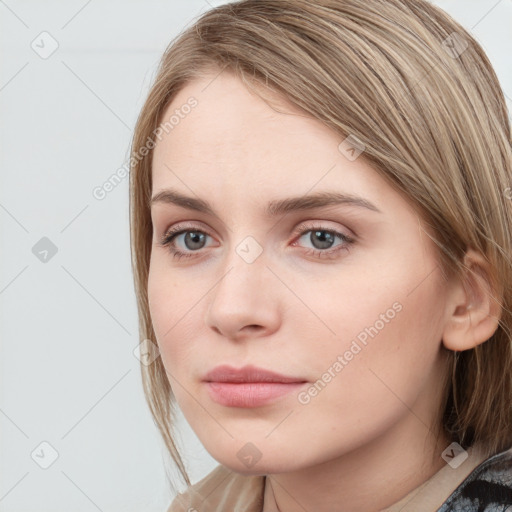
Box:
[129, 0, 512, 487]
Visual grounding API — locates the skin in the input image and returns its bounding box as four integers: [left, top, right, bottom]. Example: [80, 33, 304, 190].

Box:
[148, 68, 500, 512]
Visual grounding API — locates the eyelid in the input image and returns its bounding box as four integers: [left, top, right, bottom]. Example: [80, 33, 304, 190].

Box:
[159, 217, 355, 239]
[159, 219, 357, 244]
[159, 220, 212, 237]
[291, 219, 355, 240]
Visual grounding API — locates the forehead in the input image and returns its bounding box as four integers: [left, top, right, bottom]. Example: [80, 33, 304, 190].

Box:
[150, 70, 421, 227]
[158, 70, 338, 158]
[156, 73, 367, 186]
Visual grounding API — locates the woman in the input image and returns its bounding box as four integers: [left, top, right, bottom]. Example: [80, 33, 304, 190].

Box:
[129, 0, 512, 510]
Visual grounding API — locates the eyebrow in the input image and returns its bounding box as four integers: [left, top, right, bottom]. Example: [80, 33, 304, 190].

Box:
[150, 188, 382, 217]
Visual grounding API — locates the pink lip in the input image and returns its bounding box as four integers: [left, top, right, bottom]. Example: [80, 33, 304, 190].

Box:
[203, 364, 306, 383]
[203, 365, 308, 408]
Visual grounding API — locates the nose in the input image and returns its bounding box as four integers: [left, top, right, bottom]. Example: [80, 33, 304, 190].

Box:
[204, 244, 282, 342]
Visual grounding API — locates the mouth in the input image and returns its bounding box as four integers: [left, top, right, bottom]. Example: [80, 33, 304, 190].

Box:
[202, 364, 308, 408]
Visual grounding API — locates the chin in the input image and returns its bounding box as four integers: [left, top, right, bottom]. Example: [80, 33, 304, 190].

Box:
[208, 447, 309, 476]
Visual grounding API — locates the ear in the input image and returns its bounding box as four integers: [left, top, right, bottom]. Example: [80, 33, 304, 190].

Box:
[442, 249, 502, 352]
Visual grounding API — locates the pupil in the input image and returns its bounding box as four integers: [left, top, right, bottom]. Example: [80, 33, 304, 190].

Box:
[185, 232, 205, 250]
[312, 230, 334, 249]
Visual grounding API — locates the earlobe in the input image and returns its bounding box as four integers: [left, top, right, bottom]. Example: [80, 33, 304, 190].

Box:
[442, 249, 502, 352]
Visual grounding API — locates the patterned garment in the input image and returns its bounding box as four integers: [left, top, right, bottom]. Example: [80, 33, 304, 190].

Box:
[438, 447, 512, 512]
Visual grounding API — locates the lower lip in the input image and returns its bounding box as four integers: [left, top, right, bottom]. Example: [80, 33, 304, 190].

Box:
[205, 382, 307, 408]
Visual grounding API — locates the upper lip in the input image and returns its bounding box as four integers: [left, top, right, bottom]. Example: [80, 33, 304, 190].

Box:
[203, 364, 307, 383]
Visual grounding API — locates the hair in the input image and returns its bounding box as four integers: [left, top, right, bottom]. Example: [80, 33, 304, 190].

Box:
[129, 0, 512, 488]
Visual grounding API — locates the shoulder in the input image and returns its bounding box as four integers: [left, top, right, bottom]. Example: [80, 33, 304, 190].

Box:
[166, 464, 265, 512]
[439, 445, 512, 511]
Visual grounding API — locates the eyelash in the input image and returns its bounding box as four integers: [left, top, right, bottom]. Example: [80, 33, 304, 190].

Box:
[157, 222, 355, 261]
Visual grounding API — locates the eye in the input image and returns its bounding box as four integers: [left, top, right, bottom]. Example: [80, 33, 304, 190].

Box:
[156, 222, 355, 261]
[157, 225, 214, 260]
[291, 223, 355, 259]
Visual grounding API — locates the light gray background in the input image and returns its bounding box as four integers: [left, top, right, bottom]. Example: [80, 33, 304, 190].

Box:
[1, 1, 511, 511]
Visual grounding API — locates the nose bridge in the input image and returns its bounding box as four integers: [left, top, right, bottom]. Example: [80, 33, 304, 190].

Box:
[205, 230, 281, 338]
[216, 232, 267, 302]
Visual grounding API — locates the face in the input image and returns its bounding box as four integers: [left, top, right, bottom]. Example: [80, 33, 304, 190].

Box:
[148, 69, 451, 475]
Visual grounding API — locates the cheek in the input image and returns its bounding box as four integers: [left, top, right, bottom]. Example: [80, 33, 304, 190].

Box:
[286, 269, 402, 363]
[317, 241, 444, 354]
[300, 263, 446, 419]
[147, 260, 195, 365]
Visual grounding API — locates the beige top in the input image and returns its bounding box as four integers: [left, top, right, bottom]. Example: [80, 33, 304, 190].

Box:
[167, 443, 489, 512]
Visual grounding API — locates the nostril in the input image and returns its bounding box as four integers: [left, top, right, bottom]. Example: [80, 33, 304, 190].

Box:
[245, 325, 265, 333]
